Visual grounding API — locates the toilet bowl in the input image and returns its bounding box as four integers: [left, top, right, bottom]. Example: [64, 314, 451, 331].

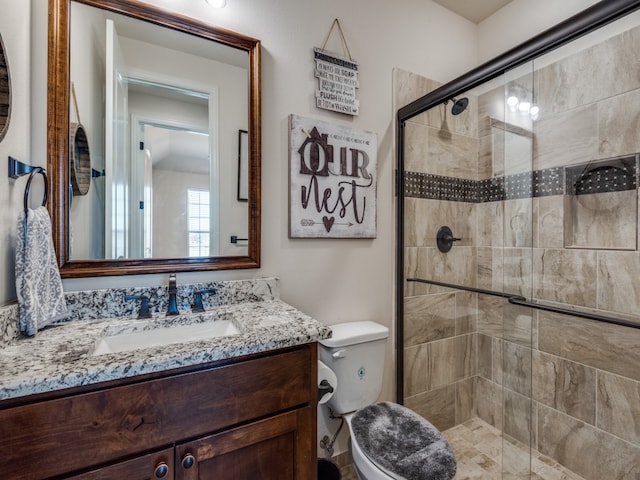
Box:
[319, 321, 456, 480]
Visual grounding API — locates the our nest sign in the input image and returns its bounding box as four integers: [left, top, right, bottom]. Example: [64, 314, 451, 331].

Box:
[289, 114, 377, 238]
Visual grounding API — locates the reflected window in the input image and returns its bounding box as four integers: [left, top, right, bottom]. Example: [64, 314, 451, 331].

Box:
[187, 189, 210, 257]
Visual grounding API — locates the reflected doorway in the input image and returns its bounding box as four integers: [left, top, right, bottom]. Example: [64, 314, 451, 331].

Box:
[131, 119, 214, 258]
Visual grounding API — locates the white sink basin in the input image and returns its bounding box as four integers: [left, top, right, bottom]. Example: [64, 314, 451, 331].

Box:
[92, 320, 240, 356]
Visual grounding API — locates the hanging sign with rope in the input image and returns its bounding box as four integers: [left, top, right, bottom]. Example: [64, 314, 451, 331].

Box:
[314, 19, 359, 116]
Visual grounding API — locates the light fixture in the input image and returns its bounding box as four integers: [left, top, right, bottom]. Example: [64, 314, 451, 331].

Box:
[205, 0, 227, 8]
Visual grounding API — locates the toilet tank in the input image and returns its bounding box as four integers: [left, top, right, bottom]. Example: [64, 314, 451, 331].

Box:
[318, 321, 389, 415]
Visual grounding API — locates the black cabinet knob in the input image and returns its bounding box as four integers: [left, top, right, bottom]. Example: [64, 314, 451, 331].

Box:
[182, 453, 195, 469]
[154, 462, 169, 478]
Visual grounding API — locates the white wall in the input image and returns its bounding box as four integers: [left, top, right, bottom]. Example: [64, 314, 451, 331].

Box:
[477, 0, 600, 62]
[56, 2, 480, 410]
[0, 0, 622, 458]
[29, 0, 478, 456]
[0, 1, 33, 304]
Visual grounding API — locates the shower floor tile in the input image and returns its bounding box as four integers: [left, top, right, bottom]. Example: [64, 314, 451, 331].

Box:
[443, 417, 586, 480]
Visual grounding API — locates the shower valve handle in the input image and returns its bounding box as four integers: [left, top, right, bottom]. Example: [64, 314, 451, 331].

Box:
[436, 226, 460, 253]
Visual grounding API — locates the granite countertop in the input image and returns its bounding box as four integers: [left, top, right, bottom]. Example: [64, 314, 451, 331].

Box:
[0, 299, 331, 402]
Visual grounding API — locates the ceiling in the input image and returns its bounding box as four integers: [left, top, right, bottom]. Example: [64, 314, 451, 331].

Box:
[145, 126, 210, 175]
[433, 0, 514, 23]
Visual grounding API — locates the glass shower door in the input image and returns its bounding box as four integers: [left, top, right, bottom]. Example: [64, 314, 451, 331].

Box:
[397, 5, 640, 480]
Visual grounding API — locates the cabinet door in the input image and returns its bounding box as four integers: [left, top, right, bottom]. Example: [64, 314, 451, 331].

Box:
[176, 407, 315, 480]
[65, 448, 174, 480]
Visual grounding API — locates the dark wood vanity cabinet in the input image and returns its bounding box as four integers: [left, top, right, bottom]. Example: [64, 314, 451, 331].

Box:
[0, 344, 317, 480]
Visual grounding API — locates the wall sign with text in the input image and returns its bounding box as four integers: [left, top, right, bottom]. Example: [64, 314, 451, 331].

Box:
[314, 48, 359, 116]
[289, 114, 377, 238]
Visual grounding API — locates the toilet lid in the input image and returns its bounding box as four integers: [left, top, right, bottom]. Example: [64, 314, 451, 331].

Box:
[350, 402, 457, 480]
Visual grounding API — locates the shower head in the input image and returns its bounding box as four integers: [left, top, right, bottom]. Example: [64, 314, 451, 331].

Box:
[448, 97, 469, 115]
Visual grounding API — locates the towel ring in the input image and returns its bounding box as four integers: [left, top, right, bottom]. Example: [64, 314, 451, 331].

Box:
[24, 167, 48, 213]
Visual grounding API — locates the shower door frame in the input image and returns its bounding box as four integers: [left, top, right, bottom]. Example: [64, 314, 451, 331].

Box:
[395, 0, 640, 404]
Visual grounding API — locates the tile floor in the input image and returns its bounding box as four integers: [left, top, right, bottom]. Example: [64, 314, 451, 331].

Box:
[443, 418, 585, 480]
[335, 417, 585, 480]
[339, 463, 358, 480]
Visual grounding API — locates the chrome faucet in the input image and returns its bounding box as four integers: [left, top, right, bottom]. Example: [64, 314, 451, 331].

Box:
[167, 274, 179, 316]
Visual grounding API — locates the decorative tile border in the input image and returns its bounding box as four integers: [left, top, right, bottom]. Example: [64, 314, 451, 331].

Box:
[405, 171, 478, 202]
[406, 155, 637, 203]
[534, 168, 566, 197]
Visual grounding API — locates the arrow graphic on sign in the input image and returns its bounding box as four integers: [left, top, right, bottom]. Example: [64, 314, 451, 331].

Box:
[300, 217, 354, 232]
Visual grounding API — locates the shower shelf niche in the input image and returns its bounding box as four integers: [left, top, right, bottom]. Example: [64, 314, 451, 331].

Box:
[564, 154, 639, 251]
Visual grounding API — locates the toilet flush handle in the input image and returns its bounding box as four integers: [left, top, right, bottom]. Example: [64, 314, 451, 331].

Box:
[332, 349, 347, 359]
[317, 380, 334, 402]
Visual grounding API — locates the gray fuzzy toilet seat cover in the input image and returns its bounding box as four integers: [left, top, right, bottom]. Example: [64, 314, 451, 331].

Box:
[351, 402, 457, 480]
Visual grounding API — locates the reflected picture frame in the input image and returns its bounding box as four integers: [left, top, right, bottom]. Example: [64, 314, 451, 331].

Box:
[237, 129, 248, 201]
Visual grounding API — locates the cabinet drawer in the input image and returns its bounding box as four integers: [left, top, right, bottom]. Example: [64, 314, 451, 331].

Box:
[65, 447, 174, 480]
[0, 345, 314, 480]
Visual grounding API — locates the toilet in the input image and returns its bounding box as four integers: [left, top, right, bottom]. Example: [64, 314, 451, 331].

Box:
[319, 321, 456, 480]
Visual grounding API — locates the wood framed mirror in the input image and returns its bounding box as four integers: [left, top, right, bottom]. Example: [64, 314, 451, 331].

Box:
[47, 0, 261, 277]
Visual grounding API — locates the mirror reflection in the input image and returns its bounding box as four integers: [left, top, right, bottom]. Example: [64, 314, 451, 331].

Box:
[69, 1, 249, 261]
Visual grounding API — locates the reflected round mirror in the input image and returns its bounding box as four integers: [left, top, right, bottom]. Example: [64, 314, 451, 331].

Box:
[47, 0, 261, 277]
[0, 31, 10, 142]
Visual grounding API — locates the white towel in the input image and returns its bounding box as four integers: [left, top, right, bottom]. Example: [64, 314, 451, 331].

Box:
[15, 206, 68, 336]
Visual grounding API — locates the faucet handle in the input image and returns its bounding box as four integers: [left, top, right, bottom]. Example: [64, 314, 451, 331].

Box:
[166, 274, 180, 316]
[125, 295, 152, 319]
[192, 289, 216, 313]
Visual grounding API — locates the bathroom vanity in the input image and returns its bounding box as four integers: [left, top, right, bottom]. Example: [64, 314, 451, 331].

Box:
[0, 279, 330, 479]
[0, 345, 316, 479]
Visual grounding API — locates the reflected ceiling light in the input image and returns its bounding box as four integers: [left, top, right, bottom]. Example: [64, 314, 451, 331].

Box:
[507, 84, 541, 119]
[506, 94, 539, 119]
[205, 0, 227, 8]
[518, 101, 531, 113]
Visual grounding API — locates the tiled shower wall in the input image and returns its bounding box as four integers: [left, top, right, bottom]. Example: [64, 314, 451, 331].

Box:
[398, 22, 640, 479]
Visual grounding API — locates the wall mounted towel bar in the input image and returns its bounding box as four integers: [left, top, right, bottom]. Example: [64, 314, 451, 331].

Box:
[406, 277, 640, 331]
[8, 157, 48, 212]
